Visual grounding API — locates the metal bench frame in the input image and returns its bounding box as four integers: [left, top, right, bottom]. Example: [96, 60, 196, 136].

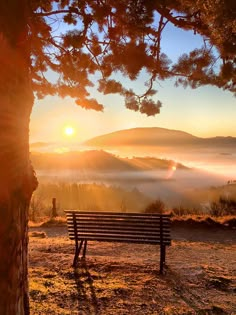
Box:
[65, 210, 171, 274]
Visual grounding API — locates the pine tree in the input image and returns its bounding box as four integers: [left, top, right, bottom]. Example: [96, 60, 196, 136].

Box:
[0, 0, 235, 313]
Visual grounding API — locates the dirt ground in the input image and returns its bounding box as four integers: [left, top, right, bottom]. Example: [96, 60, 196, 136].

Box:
[29, 225, 236, 315]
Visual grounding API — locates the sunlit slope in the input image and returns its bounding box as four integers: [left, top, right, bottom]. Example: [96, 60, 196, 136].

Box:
[31, 150, 188, 171]
[31, 150, 137, 171]
[126, 157, 188, 170]
[84, 127, 236, 147]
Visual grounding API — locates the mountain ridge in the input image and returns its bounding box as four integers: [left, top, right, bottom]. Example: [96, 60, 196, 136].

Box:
[83, 127, 236, 147]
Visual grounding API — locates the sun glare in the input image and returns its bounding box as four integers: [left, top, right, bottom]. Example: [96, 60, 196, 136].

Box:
[64, 126, 75, 136]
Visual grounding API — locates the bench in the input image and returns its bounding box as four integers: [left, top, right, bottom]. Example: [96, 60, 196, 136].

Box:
[65, 210, 171, 274]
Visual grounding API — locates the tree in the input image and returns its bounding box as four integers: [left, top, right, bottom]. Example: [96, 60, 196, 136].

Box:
[0, 0, 235, 313]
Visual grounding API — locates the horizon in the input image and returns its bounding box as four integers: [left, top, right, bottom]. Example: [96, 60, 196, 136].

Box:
[30, 124, 236, 146]
[30, 83, 236, 143]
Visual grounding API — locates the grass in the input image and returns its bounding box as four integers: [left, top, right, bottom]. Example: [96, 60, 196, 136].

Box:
[171, 215, 236, 229]
[29, 231, 236, 315]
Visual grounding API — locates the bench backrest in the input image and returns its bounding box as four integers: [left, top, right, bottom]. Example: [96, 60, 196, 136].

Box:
[65, 211, 171, 246]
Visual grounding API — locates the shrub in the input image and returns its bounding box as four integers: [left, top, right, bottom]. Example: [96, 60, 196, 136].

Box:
[143, 199, 166, 214]
[209, 196, 236, 216]
[29, 195, 47, 222]
[209, 201, 224, 217]
[171, 205, 188, 216]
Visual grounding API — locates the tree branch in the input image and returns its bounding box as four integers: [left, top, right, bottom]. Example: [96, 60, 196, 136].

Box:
[35, 10, 72, 17]
[84, 42, 105, 79]
[45, 38, 68, 53]
[156, 7, 205, 32]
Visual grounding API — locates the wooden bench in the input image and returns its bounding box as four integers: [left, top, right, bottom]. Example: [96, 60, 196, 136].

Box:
[65, 210, 171, 274]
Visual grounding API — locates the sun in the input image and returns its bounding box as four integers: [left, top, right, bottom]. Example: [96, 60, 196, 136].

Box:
[64, 126, 75, 136]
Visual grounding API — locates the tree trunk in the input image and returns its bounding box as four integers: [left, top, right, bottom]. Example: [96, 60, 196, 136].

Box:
[0, 1, 37, 314]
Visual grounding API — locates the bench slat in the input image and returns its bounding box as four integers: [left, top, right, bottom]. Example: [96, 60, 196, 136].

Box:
[67, 225, 170, 232]
[68, 232, 171, 240]
[67, 230, 171, 238]
[68, 232, 170, 239]
[68, 227, 170, 235]
[68, 235, 171, 245]
[65, 210, 171, 217]
[66, 222, 170, 229]
[66, 218, 170, 226]
[66, 217, 170, 222]
[67, 220, 170, 225]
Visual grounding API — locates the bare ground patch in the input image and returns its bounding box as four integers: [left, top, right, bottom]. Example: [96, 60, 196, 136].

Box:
[29, 226, 236, 315]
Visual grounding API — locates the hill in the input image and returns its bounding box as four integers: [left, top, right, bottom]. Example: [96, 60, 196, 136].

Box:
[124, 156, 187, 170]
[31, 150, 137, 171]
[84, 127, 236, 148]
[31, 150, 188, 171]
[84, 127, 198, 146]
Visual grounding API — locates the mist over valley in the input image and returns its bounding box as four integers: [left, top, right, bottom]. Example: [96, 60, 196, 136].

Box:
[30, 127, 236, 210]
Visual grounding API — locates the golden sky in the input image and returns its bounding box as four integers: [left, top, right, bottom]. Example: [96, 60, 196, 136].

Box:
[30, 77, 236, 144]
[30, 24, 236, 144]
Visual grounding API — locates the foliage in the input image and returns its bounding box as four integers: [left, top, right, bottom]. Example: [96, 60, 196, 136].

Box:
[171, 205, 203, 216]
[14, 0, 236, 116]
[209, 196, 236, 216]
[31, 182, 151, 219]
[143, 198, 166, 214]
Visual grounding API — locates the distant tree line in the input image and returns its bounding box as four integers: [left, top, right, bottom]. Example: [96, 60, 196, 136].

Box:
[30, 183, 236, 222]
[29, 182, 151, 221]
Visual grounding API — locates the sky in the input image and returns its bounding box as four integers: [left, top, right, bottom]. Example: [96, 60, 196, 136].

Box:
[30, 22, 236, 144]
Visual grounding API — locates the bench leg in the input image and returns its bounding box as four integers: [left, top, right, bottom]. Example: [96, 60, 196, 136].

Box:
[73, 240, 84, 267]
[82, 240, 87, 258]
[160, 245, 166, 275]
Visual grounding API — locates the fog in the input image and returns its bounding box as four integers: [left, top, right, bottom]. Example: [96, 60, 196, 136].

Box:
[33, 144, 236, 208]
[102, 145, 236, 178]
[31, 142, 236, 177]
[36, 168, 228, 207]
